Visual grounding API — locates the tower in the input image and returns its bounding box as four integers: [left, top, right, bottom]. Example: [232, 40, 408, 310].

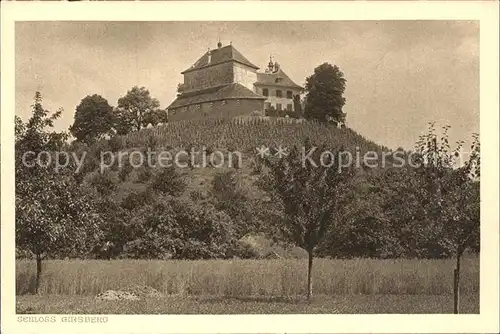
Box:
[266, 55, 274, 73]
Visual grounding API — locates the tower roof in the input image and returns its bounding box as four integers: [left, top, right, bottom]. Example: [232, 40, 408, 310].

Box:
[255, 68, 303, 90]
[181, 44, 259, 74]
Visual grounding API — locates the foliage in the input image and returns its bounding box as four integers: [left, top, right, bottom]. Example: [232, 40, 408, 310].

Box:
[124, 197, 237, 259]
[259, 139, 356, 252]
[149, 166, 187, 197]
[292, 94, 304, 118]
[85, 169, 118, 197]
[90, 197, 132, 260]
[16, 170, 104, 258]
[380, 123, 480, 313]
[318, 175, 403, 259]
[258, 139, 357, 298]
[304, 63, 347, 124]
[115, 86, 166, 134]
[384, 124, 480, 259]
[211, 171, 260, 238]
[415, 124, 480, 256]
[15, 93, 103, 292]
[69, 94, 115, 144]
[15, 92, 67, 154]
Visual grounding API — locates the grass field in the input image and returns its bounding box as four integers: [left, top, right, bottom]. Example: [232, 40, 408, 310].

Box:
[16, 257, 479, 314]
[17, 294, 479, 314]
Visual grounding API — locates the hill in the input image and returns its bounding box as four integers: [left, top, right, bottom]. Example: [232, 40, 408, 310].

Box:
[67, 117, 395, 259]
[79, 117, 391, 202]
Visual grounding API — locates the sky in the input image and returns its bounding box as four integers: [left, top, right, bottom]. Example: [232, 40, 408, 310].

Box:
[15, 21, 479, 150]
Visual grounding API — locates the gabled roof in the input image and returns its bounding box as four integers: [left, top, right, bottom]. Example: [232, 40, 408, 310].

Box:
[255, 69, 303, 90]
[168, 83, 265, 109]
[181, 45, 259, 74]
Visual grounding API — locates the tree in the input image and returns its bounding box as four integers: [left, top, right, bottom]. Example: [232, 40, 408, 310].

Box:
[15, 92, 103, 293]
[387, 123, 480, 313]
[69, 94, 115, 144]
[143, 108, 169, 126]
[258, 140, 356, 299]
[124, 197, 237, 260]
[413, 124, 480, 313]
[292, 94, 304, 118]
[90, 196, 132, 260]
[16, 171, 104, 290]
[318, 175, 400, 259]
[115, 86, 164, 133]
[304, 63, 347, 124]
[211, 170, 260, 238]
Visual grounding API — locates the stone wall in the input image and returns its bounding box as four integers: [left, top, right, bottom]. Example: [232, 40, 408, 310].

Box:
[183, 62, 234, 92]
[168, 99, 264, 122]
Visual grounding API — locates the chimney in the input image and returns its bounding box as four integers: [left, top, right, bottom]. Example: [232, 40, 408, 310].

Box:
[217, 37, 222, 49]
[207, 48, 211, 64]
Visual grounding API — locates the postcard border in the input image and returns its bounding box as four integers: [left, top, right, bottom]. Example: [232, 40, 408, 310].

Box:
[1, 2, 499, 334]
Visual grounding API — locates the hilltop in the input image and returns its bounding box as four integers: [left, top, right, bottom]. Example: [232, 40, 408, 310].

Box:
[117, 117, 387, 153]
[80, 117, 392, 201]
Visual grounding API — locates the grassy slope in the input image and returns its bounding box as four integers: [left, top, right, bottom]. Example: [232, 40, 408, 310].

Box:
[118, 117, 388, 154]
[89, 117, 391, 206]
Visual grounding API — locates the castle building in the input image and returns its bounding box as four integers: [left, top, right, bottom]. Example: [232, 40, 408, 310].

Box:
[167, 41, 303, 122]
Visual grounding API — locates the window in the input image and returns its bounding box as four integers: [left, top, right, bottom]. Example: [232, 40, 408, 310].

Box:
[221, 100, 226, 106]
[262, 88, 269, 97]
[287, 104, 293, 111]
[287, 91, 293, 99]
[237, 99, 241, 105]
[210, 102, 214, 108]
[196, 104, 201, 110]
[276, 90, 282, 98]
[184, 106, 188, 112]
[276, 103, 282, 111]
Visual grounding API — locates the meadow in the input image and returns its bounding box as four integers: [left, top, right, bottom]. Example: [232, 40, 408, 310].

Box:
[16, 257, 479, 314]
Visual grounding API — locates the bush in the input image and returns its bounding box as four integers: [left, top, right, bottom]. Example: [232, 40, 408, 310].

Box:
[123, 198, 237, 260]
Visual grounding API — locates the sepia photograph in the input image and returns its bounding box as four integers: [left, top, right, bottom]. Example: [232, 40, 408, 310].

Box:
[1, 1, 499, 334]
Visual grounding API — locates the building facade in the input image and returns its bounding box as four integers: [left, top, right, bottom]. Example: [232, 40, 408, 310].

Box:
[167, 42, 303, 122]
[255, 58, 303, 113]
